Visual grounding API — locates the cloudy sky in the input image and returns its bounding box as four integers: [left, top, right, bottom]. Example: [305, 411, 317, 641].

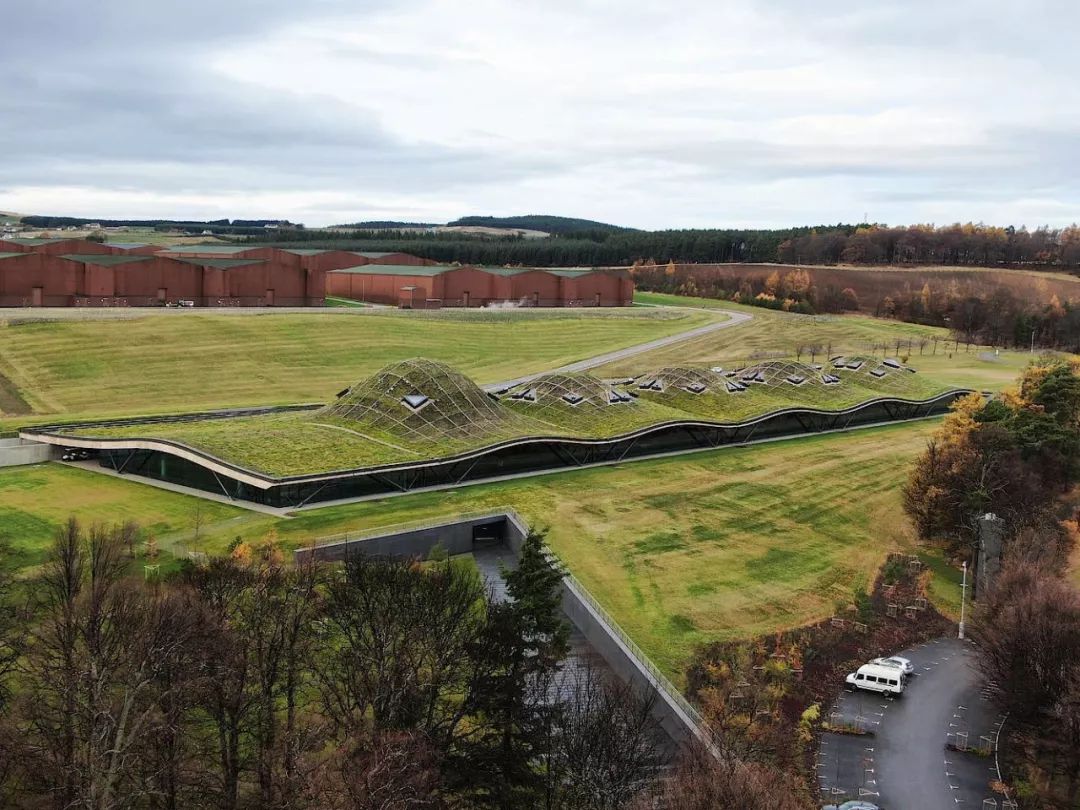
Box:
[2, 0, 1078, 229]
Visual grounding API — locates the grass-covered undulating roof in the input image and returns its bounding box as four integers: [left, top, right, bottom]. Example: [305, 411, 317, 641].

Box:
[51, 355, 958, 477]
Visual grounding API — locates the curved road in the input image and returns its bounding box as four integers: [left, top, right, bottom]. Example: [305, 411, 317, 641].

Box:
[819, 637, 1007, 808]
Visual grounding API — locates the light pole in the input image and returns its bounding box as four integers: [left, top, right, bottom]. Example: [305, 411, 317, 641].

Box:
[958, 561, 968, 640]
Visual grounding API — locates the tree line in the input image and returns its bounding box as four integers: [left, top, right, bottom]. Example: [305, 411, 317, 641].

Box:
[780, 223, 1080, 268]
[0, 525, 806, 809]
[635, 260, 1080, 352]
[244, 222, 1080, 270]
[904, 358, 1080, 805]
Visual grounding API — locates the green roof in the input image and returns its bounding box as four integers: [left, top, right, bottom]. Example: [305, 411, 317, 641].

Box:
[331, 264, 453, 277]
[60, 254, 151, 267]
[354, 251, 397, 258]
[162, 245, 257, 255]
[104, 242, 151, 250]
[547, 268, 598, 277]
[171, 257, 266, 269]
[0, 252, 26, 261]
[2, 237, 68, 246]
[281, 249, 329, 256]
[488, 267, 557, 276]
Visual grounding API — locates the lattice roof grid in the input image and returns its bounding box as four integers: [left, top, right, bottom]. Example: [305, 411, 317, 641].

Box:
[320, 358, 511, 441]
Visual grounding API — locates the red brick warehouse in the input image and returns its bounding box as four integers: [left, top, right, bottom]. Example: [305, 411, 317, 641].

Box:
[0, 238, 634, 308]
[325, 264, 634, 307]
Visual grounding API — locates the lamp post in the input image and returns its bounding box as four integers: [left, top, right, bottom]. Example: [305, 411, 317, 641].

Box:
[958, 561, 968, 640]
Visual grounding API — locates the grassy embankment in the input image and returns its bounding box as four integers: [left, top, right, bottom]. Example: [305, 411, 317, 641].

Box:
[0, 307, 715, 430]
[0, 421, 952, 679]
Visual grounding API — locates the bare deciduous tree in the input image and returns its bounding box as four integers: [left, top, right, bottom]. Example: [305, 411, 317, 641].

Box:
[544, 663, 662, 810]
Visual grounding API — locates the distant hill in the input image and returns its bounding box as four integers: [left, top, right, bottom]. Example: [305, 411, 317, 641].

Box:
[446, 215, 629, 236]
[333, 220, 438, 229]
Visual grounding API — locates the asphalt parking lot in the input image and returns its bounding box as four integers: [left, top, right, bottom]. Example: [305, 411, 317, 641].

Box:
[817, 637, 1011, 808]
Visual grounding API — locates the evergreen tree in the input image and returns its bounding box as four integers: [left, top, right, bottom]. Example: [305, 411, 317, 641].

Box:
[454, 530, 570, 808]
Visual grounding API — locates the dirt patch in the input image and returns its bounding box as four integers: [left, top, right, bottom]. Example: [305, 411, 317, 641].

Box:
[0, 369, 31, 415]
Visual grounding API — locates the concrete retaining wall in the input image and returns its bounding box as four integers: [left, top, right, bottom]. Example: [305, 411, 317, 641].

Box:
[0, 437, 54, 468]
[293, 514, 509, 564]
[297, 510, 706, 749]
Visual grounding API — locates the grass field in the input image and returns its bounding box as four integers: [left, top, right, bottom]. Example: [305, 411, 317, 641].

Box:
[0, 421, 955, 678]
[15, 227, 226, 246]
[0, 307, 713, 429]
[0, 463, 247, 571]
[625, 291, 1038, 391]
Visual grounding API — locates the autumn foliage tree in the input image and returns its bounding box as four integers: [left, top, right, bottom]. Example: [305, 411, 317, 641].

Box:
[903, 359, 1080, 561]
[971, 563, 1080, 806]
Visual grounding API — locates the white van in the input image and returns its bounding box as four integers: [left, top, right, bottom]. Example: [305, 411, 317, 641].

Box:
[845, 662, 906, 695]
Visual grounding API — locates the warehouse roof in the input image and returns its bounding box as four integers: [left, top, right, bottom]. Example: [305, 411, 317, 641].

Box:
[330, 263, 457, 276]
[161, 245, 259, 255]
[547, 268, 598, 277]
[0, 252, 25, 261]
[1, 237, 69, 246]
[60, 254, 152, 267]
[280, 248, 329, 256]
[171, 257, 266, 268]
[487, 267, 543, 276]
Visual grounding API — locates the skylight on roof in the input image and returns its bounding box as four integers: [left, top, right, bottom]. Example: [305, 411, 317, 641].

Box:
[870, 368, 887, 378]
[726, 381, 746, 393]
[685, 382, 707, 394]
[822, 374, 841, 384]
[846, 361, 864, 370]
[786, 375, 806, 385]
[401, 394, 431, 411]
[511, 388, 537, 402]
[882, 359, 901, 369]
[562, 393, 584, 405]
[608, 390, 632, 404]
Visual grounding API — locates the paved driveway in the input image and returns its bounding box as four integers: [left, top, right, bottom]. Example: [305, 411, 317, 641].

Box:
[817, 637, 1009, 808]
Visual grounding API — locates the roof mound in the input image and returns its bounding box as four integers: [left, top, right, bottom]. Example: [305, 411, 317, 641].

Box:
[632, 366, 724, 394]
[731, 359, 829, 387]
[504, 371, 634, 410]
[319, 358, 510, 440]
[830, 355, 919, 392]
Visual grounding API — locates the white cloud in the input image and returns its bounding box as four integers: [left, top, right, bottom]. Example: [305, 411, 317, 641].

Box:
[2, 0, 1078, 228]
